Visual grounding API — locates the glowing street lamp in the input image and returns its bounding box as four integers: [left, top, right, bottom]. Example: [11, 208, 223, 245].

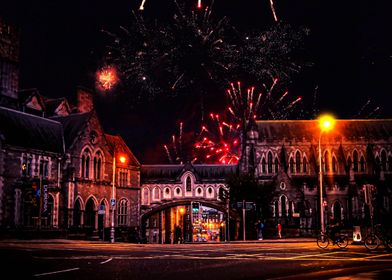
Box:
[317, 114, 335, 234]
[110, 151, 126, 243]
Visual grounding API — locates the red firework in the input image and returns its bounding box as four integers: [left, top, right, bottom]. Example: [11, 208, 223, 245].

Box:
[194, 112, 240, 164]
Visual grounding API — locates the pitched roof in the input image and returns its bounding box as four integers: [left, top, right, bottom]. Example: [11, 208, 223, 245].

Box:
[0, 106, 64, 153]
[50, 112, 91, 149]
[45, 98, 70, 116]
[105, 134, 140, 167]
[255, 119, 392, 142]
[141, 163, 237, 183]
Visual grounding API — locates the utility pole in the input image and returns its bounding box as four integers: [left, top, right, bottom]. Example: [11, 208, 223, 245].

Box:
[242, 200, 246, 241]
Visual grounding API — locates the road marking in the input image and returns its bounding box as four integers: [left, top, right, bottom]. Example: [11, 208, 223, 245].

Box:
[364, 252, 392, 259]
[100, 257, 113, 264]
[33, 267, 79, 277]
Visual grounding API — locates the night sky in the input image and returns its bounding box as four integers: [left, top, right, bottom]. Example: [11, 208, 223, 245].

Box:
[1, 0, 392, 163]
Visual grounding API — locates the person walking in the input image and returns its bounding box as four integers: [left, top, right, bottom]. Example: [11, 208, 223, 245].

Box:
[277, 222, 282, 239]
[256, 219, 264, 240]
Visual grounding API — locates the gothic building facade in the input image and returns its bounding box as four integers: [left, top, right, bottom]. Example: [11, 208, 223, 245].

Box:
[241, 120, 392, 232]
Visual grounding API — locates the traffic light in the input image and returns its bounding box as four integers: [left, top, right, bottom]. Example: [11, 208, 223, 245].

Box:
[192, 202, 200, 213]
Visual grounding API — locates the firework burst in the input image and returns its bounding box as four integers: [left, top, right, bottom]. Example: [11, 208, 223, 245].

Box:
[102, 1, 308, 104]
[226, 78, 302, 129]
[194, 112, 241, 164]
[96, 66, 119, 91]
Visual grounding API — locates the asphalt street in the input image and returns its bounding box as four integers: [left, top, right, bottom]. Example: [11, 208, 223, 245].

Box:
[1, 238, 391, 280]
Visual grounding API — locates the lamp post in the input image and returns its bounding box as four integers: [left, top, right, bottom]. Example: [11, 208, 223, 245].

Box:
[317, 114, 335, 234]
[110, 150, 126, 243]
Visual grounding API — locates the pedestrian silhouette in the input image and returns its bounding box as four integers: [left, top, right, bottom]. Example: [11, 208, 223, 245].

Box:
[277, 222, 282, 239]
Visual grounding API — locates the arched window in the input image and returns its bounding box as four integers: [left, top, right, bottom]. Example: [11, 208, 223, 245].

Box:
[186, 176, 192, 192]
[153, 187, 160, 200]
[85, 198, 96, 228]
[262, 158, 267, 174]
[324, 151, 330, 172]
[39, 157, 49, 178]
[81, 148, 91, 179]
[303, 157, 307, 173]
[347, 156, 352, 172]
[142, 188, 149, 205]
[274, 157, 279, 173]
[163, 187, 171, 199]
[289, 157, 294, 173]
[117, 198, 128, 226]
[267, 152, 273, 174]
[94, 151, 103, 180]
[360, 156, 366, 172]
[381, 150, 387, 171]
[333, 201, 342, 223]
[332, 156, 337, 173]
[295, 151, 301, 173]
[353, 150, 359, 172]
[73, 199, 82, 227]
[281, 195, 287, 217]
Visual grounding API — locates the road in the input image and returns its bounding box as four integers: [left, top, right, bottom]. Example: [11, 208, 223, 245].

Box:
[1, 239, 391, 279]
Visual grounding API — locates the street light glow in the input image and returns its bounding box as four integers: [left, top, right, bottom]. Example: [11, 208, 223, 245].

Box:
[318, 114, 335, 132]
[119, 155, 126, 163]
[317, 113, 336, 235]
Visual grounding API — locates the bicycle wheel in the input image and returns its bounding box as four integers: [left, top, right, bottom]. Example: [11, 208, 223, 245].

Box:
[337, 235, 349, 249]
[384, 236, 392, 251]
[317, 234, 329, 249]
[364, 234, 380, 250]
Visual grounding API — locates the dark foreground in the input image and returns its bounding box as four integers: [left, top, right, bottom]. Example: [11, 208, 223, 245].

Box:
[1, 238, 391, 280]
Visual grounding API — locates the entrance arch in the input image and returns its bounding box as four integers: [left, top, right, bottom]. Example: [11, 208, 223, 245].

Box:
[333, 200, 342, 223]
[141, 200, 230, 244]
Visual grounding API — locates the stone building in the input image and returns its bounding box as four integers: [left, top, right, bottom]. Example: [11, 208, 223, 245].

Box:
[241, 119, 392, 233]
[0, 87, 141, 239]
[140, 163, 236, 243]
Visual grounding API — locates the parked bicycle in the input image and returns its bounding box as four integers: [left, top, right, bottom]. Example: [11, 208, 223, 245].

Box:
[364, 224, 392, 250]
[316, 230, 349, 249]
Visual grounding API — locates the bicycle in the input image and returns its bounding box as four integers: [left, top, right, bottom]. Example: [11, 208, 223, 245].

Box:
[364, 224, 392, 251]
[316, 230, 349, 249]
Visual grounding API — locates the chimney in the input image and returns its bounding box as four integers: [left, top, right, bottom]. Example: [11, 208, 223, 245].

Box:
[76, 87, 93, 113]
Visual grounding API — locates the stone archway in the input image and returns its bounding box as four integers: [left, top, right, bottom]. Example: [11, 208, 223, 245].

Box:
[141, 200, 231, 244]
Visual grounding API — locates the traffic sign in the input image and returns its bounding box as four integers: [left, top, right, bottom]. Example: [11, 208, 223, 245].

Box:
[236, 202, 256, 211]
[110, 198, 116, 207]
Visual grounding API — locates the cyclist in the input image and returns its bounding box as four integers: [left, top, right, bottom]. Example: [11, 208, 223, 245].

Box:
[327, 220, 341, 243]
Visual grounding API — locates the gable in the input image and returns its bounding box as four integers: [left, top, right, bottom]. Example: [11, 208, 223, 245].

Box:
[54, 101, 70, 116]
[26, 95, 43, 111]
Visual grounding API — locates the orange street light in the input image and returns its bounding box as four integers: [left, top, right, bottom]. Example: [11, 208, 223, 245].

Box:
[319, 114, 336, 132]
[119, 155, 126, 164]
[110, 150, 127, 243]
[317, 114, 336, 234]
